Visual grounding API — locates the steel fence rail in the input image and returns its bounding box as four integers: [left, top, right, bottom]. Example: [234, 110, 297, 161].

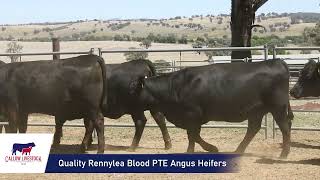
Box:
[99, 47, 266, 54]
[0, 122, 266, 129]
[0, 49, 94, 57]
[276, 127, 320, 131]
[274, 47, 320, 51]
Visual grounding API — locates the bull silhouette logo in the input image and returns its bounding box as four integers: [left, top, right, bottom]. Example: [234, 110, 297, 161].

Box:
[12, 142, 36, 155]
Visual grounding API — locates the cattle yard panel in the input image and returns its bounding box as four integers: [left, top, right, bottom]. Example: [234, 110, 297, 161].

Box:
[272, 46, 320, 138]
[99, 46, 269, 139]
[0, 48, 94, 62]
[1, 46, 319, 140]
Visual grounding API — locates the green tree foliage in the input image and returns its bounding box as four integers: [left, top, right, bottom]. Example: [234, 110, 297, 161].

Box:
[252, 35, 286, 54]
[303, 23, 320, 46]
[140, 39, 152, 49]
[124, 47, 148, 61]
[6, 41, 23, 63]
[192, 36, 231, 59]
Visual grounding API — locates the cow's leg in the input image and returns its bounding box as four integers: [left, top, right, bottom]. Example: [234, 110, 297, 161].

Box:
[235, 113, 263, 154]
[186, 128, 196, 153]
[93, 112, 105, 154]
[87, 130, 94, 148]
[272, 106, 291, 159]
[53, 117, 66, 146]
[3, 124, 9, 133]
[80, 117, 95, 153]
[8, 108, 18, 133]
[129, 112, 147, 151]
[18, 113, 28, 133]
[187, 126, 218, 153]
[150, 110, 172, 150]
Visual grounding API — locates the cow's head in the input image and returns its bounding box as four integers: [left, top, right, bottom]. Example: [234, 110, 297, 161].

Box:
[290, 60, 320, 98]
[29, 142, 36, 147]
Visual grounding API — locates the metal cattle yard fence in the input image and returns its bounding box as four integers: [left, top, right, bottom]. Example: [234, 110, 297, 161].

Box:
[0, 45, 320, 140]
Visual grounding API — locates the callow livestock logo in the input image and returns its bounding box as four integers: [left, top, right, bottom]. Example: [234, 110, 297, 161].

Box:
[5, 142, 42, 165]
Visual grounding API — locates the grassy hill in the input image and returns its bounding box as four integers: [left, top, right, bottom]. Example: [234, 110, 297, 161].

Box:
[0, 13, 319, 42]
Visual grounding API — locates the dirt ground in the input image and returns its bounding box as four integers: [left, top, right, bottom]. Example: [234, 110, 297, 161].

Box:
[1, 103, 320, 180]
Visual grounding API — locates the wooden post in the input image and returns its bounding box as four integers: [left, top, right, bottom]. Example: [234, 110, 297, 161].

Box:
[52, 37, 60, 60]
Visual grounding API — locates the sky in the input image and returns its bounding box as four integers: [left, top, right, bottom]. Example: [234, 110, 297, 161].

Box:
[0, 0, 319, 24]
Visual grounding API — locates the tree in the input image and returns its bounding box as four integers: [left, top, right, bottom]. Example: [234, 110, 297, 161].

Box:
[6, 41, 23, 63]
[140, 39, 152, 49]
[124, 47, 148, 61]
[33, 29, 41, 35]
[303, 23, 320, 46]
[231, 0, 269, 61]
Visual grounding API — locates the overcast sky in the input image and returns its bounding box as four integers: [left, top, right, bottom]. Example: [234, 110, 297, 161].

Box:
[0, 0, 319, 24]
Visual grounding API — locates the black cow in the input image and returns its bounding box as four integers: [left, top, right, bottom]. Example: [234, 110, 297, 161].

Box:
[290, 59, 320, 98]
[53, 60, 172, 151]
[0, 60, 8, 133]
[136, 59, 293, 158]
[0, 55, 107, 153]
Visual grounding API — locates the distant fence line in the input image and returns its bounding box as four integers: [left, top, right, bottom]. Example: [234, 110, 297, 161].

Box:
[0, 45, 320, 139]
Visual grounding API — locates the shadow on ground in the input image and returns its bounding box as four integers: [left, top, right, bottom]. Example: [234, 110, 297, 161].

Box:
[290, 141, 320, 150]
[256, 158, 320, 166]
[50, 144, 165, 154]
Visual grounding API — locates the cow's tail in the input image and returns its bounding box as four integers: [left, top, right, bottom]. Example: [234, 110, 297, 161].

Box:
[288, 100, 294, 121]
[96, 56, 107, 109]
[277, 59, 294, 121]
[144, 59, 157, 76]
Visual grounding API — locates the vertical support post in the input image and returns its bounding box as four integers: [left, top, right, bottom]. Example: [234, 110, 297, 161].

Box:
[171, 60, 174, 72]
[264, 114, 268, 139]
[264, 44, 268, 60]
[263, 45, 269, 139]
[273, 118, 276, 139]
[52, 37, 60, 60]
[179, 51, 182, 70]
[98, 48, 102, 57]
[273, 46, 277, 59]
[272, 45, 277, 139]
[89, 48, 94, 55]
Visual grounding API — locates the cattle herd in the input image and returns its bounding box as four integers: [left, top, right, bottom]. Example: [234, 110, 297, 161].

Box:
[0, 54, 318, 158]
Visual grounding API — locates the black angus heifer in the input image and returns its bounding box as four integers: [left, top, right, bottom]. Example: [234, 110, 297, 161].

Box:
[0, 60, 8, 133]
[137, 59, 293, 158]
[0, 55, 107, 153]
[53, 60, 172, 150]
[290, 59, 320, 98]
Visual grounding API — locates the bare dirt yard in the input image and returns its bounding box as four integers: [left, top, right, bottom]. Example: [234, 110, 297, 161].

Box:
[1, 98, 320, 180]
